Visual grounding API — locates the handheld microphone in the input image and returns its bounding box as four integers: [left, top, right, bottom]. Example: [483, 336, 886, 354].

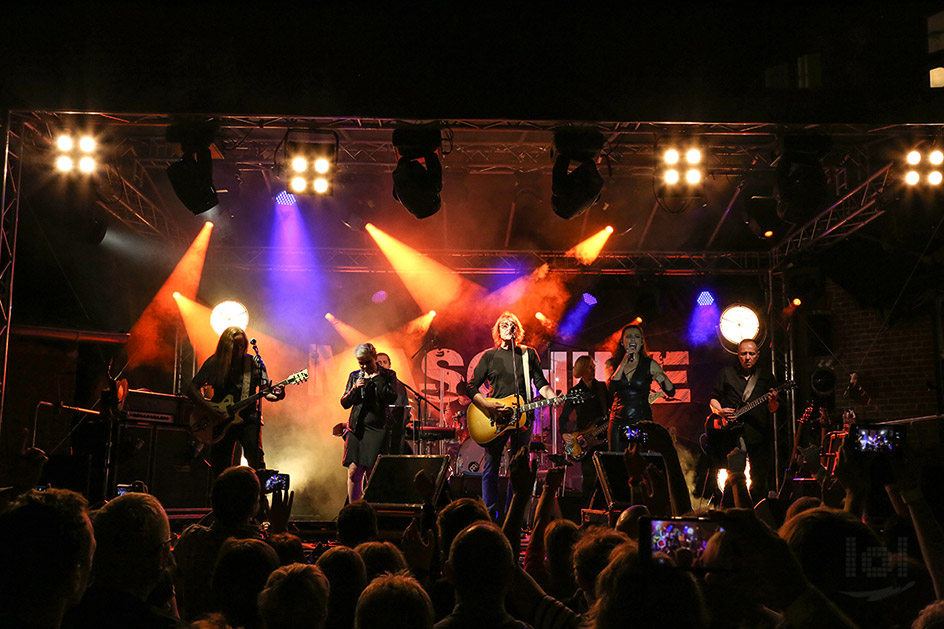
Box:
[250, 338, 257, 346]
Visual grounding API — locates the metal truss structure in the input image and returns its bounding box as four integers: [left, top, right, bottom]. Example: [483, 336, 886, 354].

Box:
[0, 113, 23, 431]
[207, 246, 770, 276]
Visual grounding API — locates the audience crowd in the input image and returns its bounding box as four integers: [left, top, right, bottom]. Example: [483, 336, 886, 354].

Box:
[0, 418, 942, 628]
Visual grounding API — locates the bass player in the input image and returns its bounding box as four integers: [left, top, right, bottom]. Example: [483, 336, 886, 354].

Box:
[708, 338, 779, 503]
[558, 355, 610, 505]
[187, 326, 284, 478]
[468, 311, 560, 519]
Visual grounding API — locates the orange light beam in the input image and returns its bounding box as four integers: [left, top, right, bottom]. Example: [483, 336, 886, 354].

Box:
[126, 221, 214, 368]
[566, 225, 614, 265]
[324, 313, 369, 347]
[364, 223, 485, 313]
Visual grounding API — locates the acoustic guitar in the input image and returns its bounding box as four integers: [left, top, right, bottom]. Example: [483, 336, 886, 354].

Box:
[562, 391, 666, 460]
[467, 391, 585, 445]
[190, 369, 309, 444]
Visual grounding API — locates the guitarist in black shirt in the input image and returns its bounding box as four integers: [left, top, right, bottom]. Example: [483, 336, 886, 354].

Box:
[708, 338, 779, 503]
[558, 355, 610, 504]
[187, 326, 284, 478]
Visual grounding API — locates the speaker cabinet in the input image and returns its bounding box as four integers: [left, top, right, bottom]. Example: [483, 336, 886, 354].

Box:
[363, 455, 449, 510]
[114, 422, 210, 509]
[592, 451, 665, 511]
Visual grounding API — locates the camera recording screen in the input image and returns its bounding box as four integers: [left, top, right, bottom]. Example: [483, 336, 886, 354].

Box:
[854, 426, 902, 453]
[624, 426, 647, 443]
[264, 473, 289, 493]
[647, 518, 721, 564]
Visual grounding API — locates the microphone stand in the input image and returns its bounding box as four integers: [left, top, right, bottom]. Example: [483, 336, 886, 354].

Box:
[401, 382, 443, 453]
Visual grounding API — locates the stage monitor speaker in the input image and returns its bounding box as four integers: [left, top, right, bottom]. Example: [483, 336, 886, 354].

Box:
[150, 425, 211, 509]
[115, 423, 154, 487]
[592, 451, 665, 511]
[363, 455, 449, 510]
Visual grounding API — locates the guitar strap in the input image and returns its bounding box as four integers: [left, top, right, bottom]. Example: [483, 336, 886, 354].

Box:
[741, 372, 759, 403]
[241, 356, 252, 402]
[594, 380, 609, 422]
[521, 347, 533, 403]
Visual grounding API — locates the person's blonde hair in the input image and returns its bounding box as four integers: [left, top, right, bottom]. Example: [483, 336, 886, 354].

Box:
[354, 343, 377, 360]
[491, 312, 524, 347]
[573, 355, 595, 380]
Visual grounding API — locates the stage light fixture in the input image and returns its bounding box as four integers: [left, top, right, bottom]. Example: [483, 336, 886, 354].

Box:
[166, 119, 219, 215]
[372, 290, 387, 303]
[931, 171, 943, 185]
[535, 312, 547, 322]
[906, 171, 921, 186]
[718, 304, 760, 344]
[54, 131, 99, 176]
[931, 150, 944, 166]
[210, 300, 249, 334]
[792, 297, 802, 306]
[696, 291, 715, 306]
[582, 293, 598, 306]
[392, 124, 443, 219]
[907, 150, 921, 165]
[284, 135, 338, 196]
[551, 127, 605, 220]
[745, 196, 783, 241]
[776, 134, 831, 224]
[656, 141, 706, 201]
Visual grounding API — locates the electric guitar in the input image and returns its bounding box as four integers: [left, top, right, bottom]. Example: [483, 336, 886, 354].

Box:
[703, 379, 795, 461]
[467, 391, 585, 445]
[563, 391, 667, 460]
[189, 369, 309, 444]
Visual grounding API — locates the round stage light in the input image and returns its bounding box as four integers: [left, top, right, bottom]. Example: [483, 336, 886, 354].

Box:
[763, 230, 774, 238]
[906, 170, 920, 186]
[664, 149, 679, 165]
[314, 158, 330, 174]
[79, 136, 95, 153]
[906, 150, 921, 165]
[931, 150, 944, 166]
[56, 156, 73, 171]
[290, 177, 307, 193]
[57, 135, 73, 151]
[664, 169, 680, 184]
[78, 156, 95, 173]
[686, 169, 701, 184]
[291, 157, 308, 173]
[210, 300, 249, 335]
[429, 310, 437, 317]
[535, 312, 547, 322]
[719, 304, 760, 344]
[930, 171, 943, 186]
[792, 297, 802, 306]
[686, 148, 702, 164]
[605, 225, 614, 233]
[313, 177, 329, 194]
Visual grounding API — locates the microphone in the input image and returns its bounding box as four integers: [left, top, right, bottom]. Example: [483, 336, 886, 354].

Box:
[628, 351, 635, 362]
[250, 338, 257, 346]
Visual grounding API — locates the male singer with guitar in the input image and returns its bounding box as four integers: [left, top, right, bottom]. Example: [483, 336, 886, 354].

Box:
[187, 326, 284, 478]
[468, 312, 560, 519]
[708, 338, 779, 503]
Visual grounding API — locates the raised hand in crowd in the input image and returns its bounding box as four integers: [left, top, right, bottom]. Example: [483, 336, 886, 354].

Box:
[262, 486, 294, 534]
[402, 516, 435, 582]
[630, 421, 692, 515]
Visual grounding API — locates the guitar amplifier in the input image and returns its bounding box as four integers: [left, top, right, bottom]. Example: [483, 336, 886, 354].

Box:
[122, 389, 190, 425]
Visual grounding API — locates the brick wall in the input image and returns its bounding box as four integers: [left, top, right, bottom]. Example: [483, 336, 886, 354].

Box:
[822, 278, 940, 422]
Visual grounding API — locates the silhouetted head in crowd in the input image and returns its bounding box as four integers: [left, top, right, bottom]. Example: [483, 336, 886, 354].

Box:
[779, 507, 896, 627]
[544, 518, 579, 594]
[0, 488, 95, 627]
[213, 537, 280, 629]
[316, 545, 368, 629]
[590, 545, 707, 629]
[572, 527, 630, 605]
[445, 522, 515, 605]
[615, 505, 650, 541]
[913, 600, 944, 629]
[354, 573, 434, 629]
[354, 541, 409, 582]
[266, 532, 307, 566]
[90, 492, 171, 598]
[212, 466, 261, 527]
[337, 500, 378, 548]
[782, 496, 822, 525]
[436, 496, 491, 562]
[257, 563, 330, 629]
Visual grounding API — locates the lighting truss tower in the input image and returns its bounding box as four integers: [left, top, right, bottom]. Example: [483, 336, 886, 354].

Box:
[0, 112, 24, 428]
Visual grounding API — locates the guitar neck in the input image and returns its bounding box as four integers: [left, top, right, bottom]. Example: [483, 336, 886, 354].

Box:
[733, 382, 792, 418]
[518, 394, 572, 413]
[228, 374, 298, 415]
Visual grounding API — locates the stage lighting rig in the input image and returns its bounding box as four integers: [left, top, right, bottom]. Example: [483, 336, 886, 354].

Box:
[745, 196, 783, 240]
[550, 127, 605, 220]
[283, 130, 339, 196]
[903, 146, 944, 187]
[654, 140, 706, 210]
[392, 123, 443, 219]
[54, 131, 99, 174]
[166, 119, 220, 215]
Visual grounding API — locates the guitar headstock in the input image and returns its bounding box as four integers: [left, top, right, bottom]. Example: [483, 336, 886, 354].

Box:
[569, 390, 588, 404]
[798, 400, 815, 424]
[783, 380, 797, 391]
[286, 369, 309, 385]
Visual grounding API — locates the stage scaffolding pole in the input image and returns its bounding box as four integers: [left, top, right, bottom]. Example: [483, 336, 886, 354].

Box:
[0, 112, 24, 430]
